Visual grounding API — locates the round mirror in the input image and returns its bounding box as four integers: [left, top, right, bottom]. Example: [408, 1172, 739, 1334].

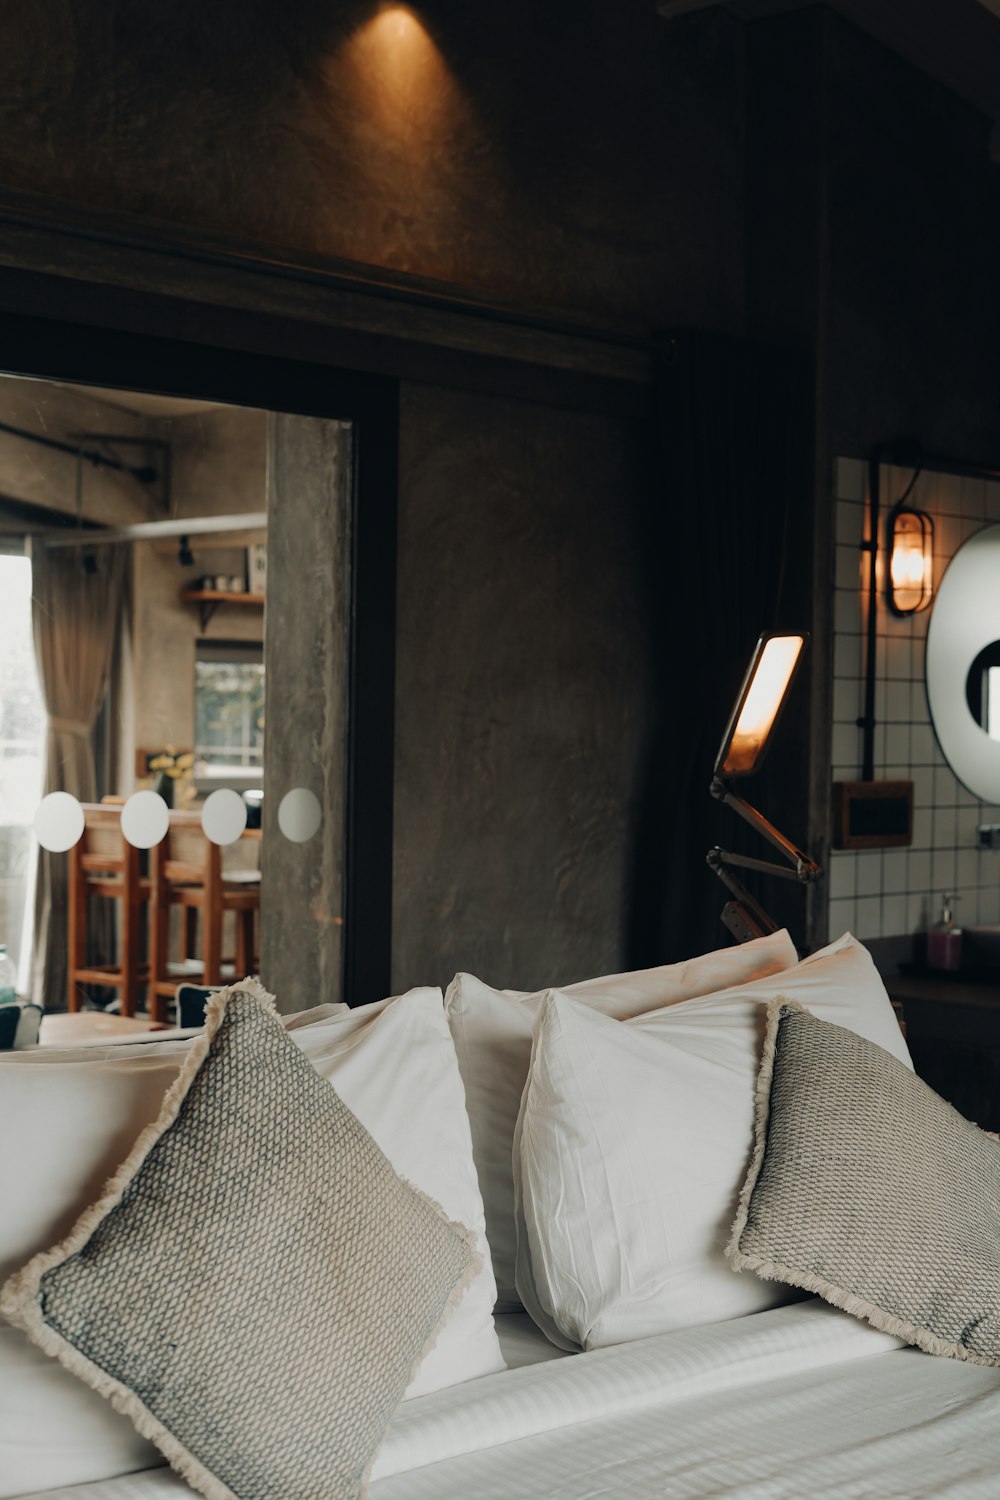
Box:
[926, 524, 1000, 800]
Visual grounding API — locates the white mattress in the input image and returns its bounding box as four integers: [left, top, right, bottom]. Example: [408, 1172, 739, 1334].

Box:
[17, 1301, 1000, 1499]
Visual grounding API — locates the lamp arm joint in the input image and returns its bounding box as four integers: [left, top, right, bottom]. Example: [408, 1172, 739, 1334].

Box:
[712, 778, 820, 882]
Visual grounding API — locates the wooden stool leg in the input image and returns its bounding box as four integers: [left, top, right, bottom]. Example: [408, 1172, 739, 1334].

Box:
[118, 909, 132, 1018]
[184, 907, 198, 962]
[66, 844, 86, 1013]
[202, 847, 223, 984]
[148, 847, 169, 1026]
[203, 906, 222, 985]
[120, 845, 142, 1018]
[236, 910, 253, 977]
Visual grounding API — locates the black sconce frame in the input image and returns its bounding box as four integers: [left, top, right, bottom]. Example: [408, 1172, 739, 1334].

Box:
[885, 499, 933, 618]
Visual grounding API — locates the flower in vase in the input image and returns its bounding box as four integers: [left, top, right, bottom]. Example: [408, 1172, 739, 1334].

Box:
[148, 747, 198, 808]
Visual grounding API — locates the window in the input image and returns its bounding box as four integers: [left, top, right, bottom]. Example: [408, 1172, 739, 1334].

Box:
[0, 554, 45, 989]
[194, 640, 265, 773]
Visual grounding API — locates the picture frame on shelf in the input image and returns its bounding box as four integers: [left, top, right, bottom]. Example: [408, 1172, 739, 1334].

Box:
[247, 543, 267, 596]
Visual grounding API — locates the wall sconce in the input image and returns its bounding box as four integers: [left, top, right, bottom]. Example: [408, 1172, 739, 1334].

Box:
[886, 502, 933, 616]
[707, 632, 821, 943]
[858, 450, 928, 780]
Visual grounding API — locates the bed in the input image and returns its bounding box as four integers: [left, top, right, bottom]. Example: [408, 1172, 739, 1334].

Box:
[17, 1305, 1000, 1500]
[4, 932, 1000, 1500]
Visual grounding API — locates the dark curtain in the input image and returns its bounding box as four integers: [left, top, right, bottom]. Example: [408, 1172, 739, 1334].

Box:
[627, 330, 814, 966]
[30, 544, 126, 1008]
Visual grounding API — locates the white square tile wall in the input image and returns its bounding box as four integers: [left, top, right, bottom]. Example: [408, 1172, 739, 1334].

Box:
[828, 457, 1000, 944]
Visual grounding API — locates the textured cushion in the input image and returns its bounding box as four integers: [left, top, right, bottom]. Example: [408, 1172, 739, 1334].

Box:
[727, 1000, 1000, 1367]
[0, 986, 502, 1499]
[1, 985, 479, 1500]
[445, 929, 799, 1308]
[0, 995, 350, 1500]
[514, 934, 912, 1350]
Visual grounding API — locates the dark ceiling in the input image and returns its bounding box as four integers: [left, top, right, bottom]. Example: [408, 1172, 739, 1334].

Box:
[661, 0, 1000, 141]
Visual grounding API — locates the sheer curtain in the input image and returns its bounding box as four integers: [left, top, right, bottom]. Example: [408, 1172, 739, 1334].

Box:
[30, 543, 125, 1007]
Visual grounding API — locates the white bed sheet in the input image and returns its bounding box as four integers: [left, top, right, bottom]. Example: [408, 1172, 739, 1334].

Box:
[16, 1300, 1000, 1500]
[494, 1311, 569, 1370]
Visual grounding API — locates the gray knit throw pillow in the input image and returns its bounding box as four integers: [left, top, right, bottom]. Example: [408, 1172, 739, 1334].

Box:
[0, 982, 479, 1500]
[727, 999, 1000, 1367]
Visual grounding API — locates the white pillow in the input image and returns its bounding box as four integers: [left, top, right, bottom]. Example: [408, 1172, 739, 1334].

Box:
[514, 934, 912, 1351]
[0, 986, 503, 1499]
[445, 930, 799, 1308]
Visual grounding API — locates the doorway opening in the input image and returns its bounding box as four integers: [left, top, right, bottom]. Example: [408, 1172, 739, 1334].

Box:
[0, 552, 45, 992]
[0, 303, 398, 1012]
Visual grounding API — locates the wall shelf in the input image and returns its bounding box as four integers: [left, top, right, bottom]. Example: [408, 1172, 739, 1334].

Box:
[179, 589, 265, 632]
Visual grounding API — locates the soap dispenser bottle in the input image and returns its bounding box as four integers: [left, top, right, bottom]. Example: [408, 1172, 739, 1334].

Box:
[927, 893, 962, 972]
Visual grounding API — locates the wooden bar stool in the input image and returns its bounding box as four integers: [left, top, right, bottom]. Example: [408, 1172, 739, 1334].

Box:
[148, 813, 260, 1024]
[67, 804, 151, 1016]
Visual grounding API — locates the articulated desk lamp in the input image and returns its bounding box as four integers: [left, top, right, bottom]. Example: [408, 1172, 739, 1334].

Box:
[707, 632, 822, 943]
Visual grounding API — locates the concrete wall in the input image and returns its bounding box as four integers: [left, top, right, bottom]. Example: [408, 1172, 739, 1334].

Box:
[3, 5, 999, 989]
[262, 415, 352, 1013]
[392, 384, 653, 991]
[129, 541, 263, 770]
[0, 2, 747, 332]
[0, 378, 267, 789]
[0, 378, 153, 527]
[0, 5, 750, 989]
[129, 406, 267, 769]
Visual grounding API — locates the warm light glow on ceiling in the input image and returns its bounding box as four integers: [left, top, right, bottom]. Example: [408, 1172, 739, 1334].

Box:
[340, 6, 456, 136]
[371, 5, 427, 45]
[322, 2, 492, 270]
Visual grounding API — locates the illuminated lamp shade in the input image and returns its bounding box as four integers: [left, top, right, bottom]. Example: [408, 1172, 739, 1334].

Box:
[887, 505, 934, 616]
[715, 633, 806, 778]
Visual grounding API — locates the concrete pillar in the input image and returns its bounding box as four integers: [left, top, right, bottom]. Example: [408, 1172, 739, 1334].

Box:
[261, 414, 352, 1012]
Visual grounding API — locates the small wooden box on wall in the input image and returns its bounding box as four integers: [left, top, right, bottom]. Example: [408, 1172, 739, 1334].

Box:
[832, 780, 914, 849]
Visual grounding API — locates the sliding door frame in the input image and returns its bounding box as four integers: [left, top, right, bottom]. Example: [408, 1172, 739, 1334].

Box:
[0, 303, 397, 1006]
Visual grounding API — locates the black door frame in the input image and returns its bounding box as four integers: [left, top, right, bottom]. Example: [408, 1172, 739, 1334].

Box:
[0, 304, 397, 1006]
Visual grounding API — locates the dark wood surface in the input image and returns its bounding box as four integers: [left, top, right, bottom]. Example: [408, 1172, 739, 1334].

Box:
[886, 971, 1000, 1131]
[888, 972, 1000, 1013]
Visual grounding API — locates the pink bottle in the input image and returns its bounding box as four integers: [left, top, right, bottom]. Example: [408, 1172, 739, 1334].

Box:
[927, 893, 962, 972]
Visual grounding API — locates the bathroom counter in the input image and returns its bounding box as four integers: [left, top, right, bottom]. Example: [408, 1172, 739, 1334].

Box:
[884, 972, 1000, 1130]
